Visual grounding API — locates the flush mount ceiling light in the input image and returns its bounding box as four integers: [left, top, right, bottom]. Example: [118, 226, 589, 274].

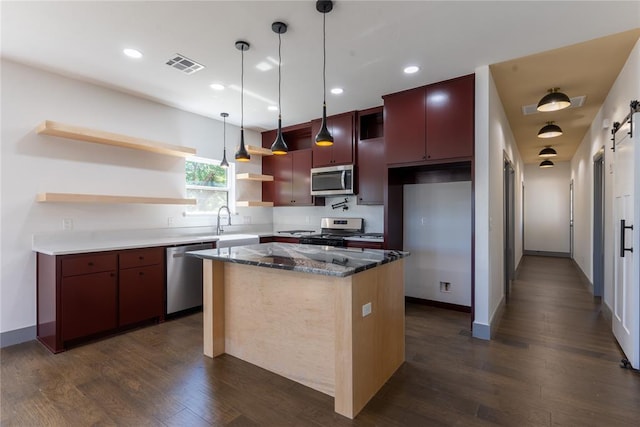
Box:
[270, 21, 289, 156]
[403, 65, 419, 74]
[123, 48, 143, 59]
[209, 83, 224, 91]
[537, 121, 563, 138]
[537, 88, 571, 112]
[220, 112, 230, 168]
[539, 159, 555, 168]
[538, 146, 558, 158]
[234, 41, 251, 162]
[330, 87, 344, 95]
[315, 0, 334, 147]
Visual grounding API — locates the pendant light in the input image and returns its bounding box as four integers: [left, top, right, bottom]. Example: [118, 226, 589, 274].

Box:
[539, 159, 555, 168]
[315, 0, 334, 147]
[220, 112, 230, 168]
[234, 40, 251, 162]
[538, 146, 558, 158]
[271, 21, 288, 155]
[537, 88, 571, 112]
[537, 121, 563, 138]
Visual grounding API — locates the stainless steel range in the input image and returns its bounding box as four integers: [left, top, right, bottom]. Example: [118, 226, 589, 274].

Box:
[299, 217, 382, 247]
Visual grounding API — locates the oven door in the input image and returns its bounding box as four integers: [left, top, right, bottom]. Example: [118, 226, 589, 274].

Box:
[310, 165, 354, 196]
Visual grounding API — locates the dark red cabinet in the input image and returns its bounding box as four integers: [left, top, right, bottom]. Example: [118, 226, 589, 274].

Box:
[37, 247, 165, 353]
[383, 74, 474, 164]
[357, 107, 385, 205]
[118, 247, 164, 327]
[61, 270, 117, 341]
[270, 149, 314, 206]
[311, 112, 355, 167]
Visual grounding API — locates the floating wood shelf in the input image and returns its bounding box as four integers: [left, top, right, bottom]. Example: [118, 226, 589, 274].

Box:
[236, 201, 274, 207]
[236, 173, 274, 182]
[245, 145, 273, 156]
[36, 121, 197, 158]
[36, 193, 197, 205]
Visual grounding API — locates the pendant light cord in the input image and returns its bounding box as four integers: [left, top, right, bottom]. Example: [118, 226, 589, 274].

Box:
[223, 115, 226, 149]
[241, 48, 244, 130]
[322, 11, 326, 105]
[278, 31, 282, 120]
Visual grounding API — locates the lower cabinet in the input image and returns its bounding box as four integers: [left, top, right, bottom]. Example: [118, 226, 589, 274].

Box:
[345, 240, 384, 250]
[37, 247, 165, 353]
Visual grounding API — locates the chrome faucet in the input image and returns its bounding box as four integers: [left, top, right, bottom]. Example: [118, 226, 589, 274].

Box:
[216, 205, 231, 235]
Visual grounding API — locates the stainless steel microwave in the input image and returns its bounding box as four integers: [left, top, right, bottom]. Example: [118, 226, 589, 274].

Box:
[310, 164, 354, 196]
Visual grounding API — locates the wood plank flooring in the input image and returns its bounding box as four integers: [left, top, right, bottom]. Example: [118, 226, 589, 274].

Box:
[2, 255, 639, 426]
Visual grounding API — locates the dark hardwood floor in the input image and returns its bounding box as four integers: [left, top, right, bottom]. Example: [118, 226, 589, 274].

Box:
[2, 255, 639, 426]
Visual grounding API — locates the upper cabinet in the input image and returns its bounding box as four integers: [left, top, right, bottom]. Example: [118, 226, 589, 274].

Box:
[311, 111, 355, 167]
[383, 74, 474, 165]
[356, 107, 384, 205]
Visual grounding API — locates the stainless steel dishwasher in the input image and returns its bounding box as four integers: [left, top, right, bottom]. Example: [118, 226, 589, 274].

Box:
[166, 242, 213, 315]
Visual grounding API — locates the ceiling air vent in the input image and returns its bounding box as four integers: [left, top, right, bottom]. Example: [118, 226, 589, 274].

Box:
[521, 95, 587, 115]
[166, 54, 205, 74]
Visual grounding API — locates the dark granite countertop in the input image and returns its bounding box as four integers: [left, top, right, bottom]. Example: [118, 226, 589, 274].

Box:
[186, 242, 409, 277]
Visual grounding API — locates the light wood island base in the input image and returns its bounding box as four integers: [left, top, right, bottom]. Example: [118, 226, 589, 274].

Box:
[202, 259, 405, 419]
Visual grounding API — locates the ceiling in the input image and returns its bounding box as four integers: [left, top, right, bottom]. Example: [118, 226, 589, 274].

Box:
[2, 1, 639, 164]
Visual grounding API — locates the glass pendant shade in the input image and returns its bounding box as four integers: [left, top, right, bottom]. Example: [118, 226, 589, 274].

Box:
[537, 88, 571, 112]
[271, 21, 288, 155]
[537, 122, 563, 138]
[234, 40, 251, 162]
[315, 1, 334, 147]
[220, 112, 229, 168]
[538, 146, 558, 158]
[539, 159, 554, 168]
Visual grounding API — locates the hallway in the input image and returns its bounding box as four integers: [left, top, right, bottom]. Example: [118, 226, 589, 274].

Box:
[1, 256, 640, 426]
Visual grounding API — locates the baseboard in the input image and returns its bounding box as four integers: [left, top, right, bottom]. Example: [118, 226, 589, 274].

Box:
[0, 325, 36, 348]
[405, 296, 471, 313]
[472, 296, 505, 341]
[601, 301, 613, 323]
[571, 258, 594, 294]
[523, 250, 571, 258]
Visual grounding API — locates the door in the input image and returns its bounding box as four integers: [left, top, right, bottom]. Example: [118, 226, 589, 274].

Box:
[570, 180, 574, 258]
[612, 113, 638, 369]
[503, 158, 515, 299]
[593, 151, 605, 297]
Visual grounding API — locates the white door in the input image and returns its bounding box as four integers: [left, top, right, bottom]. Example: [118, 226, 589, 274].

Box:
[612, 113, 639, 369]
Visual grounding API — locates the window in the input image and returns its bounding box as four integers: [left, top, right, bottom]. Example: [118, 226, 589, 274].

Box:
[185, 156, 234, 215]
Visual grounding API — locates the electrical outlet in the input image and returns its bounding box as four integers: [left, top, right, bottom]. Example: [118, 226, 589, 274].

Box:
[305, 216, 310, 224]
[62, 218, 73, 231]
[440, 281, 451, 293]
[243, 216, 251, 224]
[167, 217, 174, 227]
[362, 302, 372, 317]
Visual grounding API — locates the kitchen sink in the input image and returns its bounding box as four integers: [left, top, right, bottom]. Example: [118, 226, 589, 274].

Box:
[215, 234, 260, 248]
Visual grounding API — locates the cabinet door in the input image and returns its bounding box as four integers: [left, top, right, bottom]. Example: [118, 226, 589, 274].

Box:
[273, 236, 300, 244]
[261, 129, 277, 149]
[383, 88, 426, 164]
[312, 113, 355, 167]
[119, 265, 164, 326]
[291, 150, 313, 205]
[272, 154, 293, 206]
[357, 136, 384, 205]
[425, 74, 474, 160]
[61, 271, 117, 341]
[329, 112, 354, 165]
[311, 118, 332, 167]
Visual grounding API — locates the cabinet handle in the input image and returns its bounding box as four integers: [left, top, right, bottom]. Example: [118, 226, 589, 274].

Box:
[88, 262, 94, 266]
[139, 256, 144, 260]
[110, 273, 115, 277]
[139, 271, 145, 276]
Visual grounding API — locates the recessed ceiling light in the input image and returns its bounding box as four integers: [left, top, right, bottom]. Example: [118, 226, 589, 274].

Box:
[256, 62, 273, 71]
[268, 105, 278, 111]
[330, 87, 344, 95]
[404, 65, 419, 74]
[123, 48, 143, 59]
[209, 83, 225, 91]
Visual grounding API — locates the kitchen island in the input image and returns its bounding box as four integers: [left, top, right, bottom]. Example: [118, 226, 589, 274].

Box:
[188, 243, 408, 419]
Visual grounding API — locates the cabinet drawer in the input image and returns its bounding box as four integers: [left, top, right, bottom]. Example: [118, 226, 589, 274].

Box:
[61, 253, 117, 277]
[119, 247, 163, 269]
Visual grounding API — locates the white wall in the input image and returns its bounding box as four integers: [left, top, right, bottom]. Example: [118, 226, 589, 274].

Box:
[523, 161, 571, 254]
[474, 65, 525, 339]
[571, 39, 640, 309]
[403, 181, 472, 306]
[0, 60, 270, 335]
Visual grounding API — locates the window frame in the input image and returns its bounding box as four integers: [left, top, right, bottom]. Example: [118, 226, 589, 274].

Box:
[184, 155, 235, 216]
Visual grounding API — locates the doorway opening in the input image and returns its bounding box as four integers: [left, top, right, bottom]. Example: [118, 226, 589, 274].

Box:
[592, 150, 605, 297]
[504, 156, 515, 300]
